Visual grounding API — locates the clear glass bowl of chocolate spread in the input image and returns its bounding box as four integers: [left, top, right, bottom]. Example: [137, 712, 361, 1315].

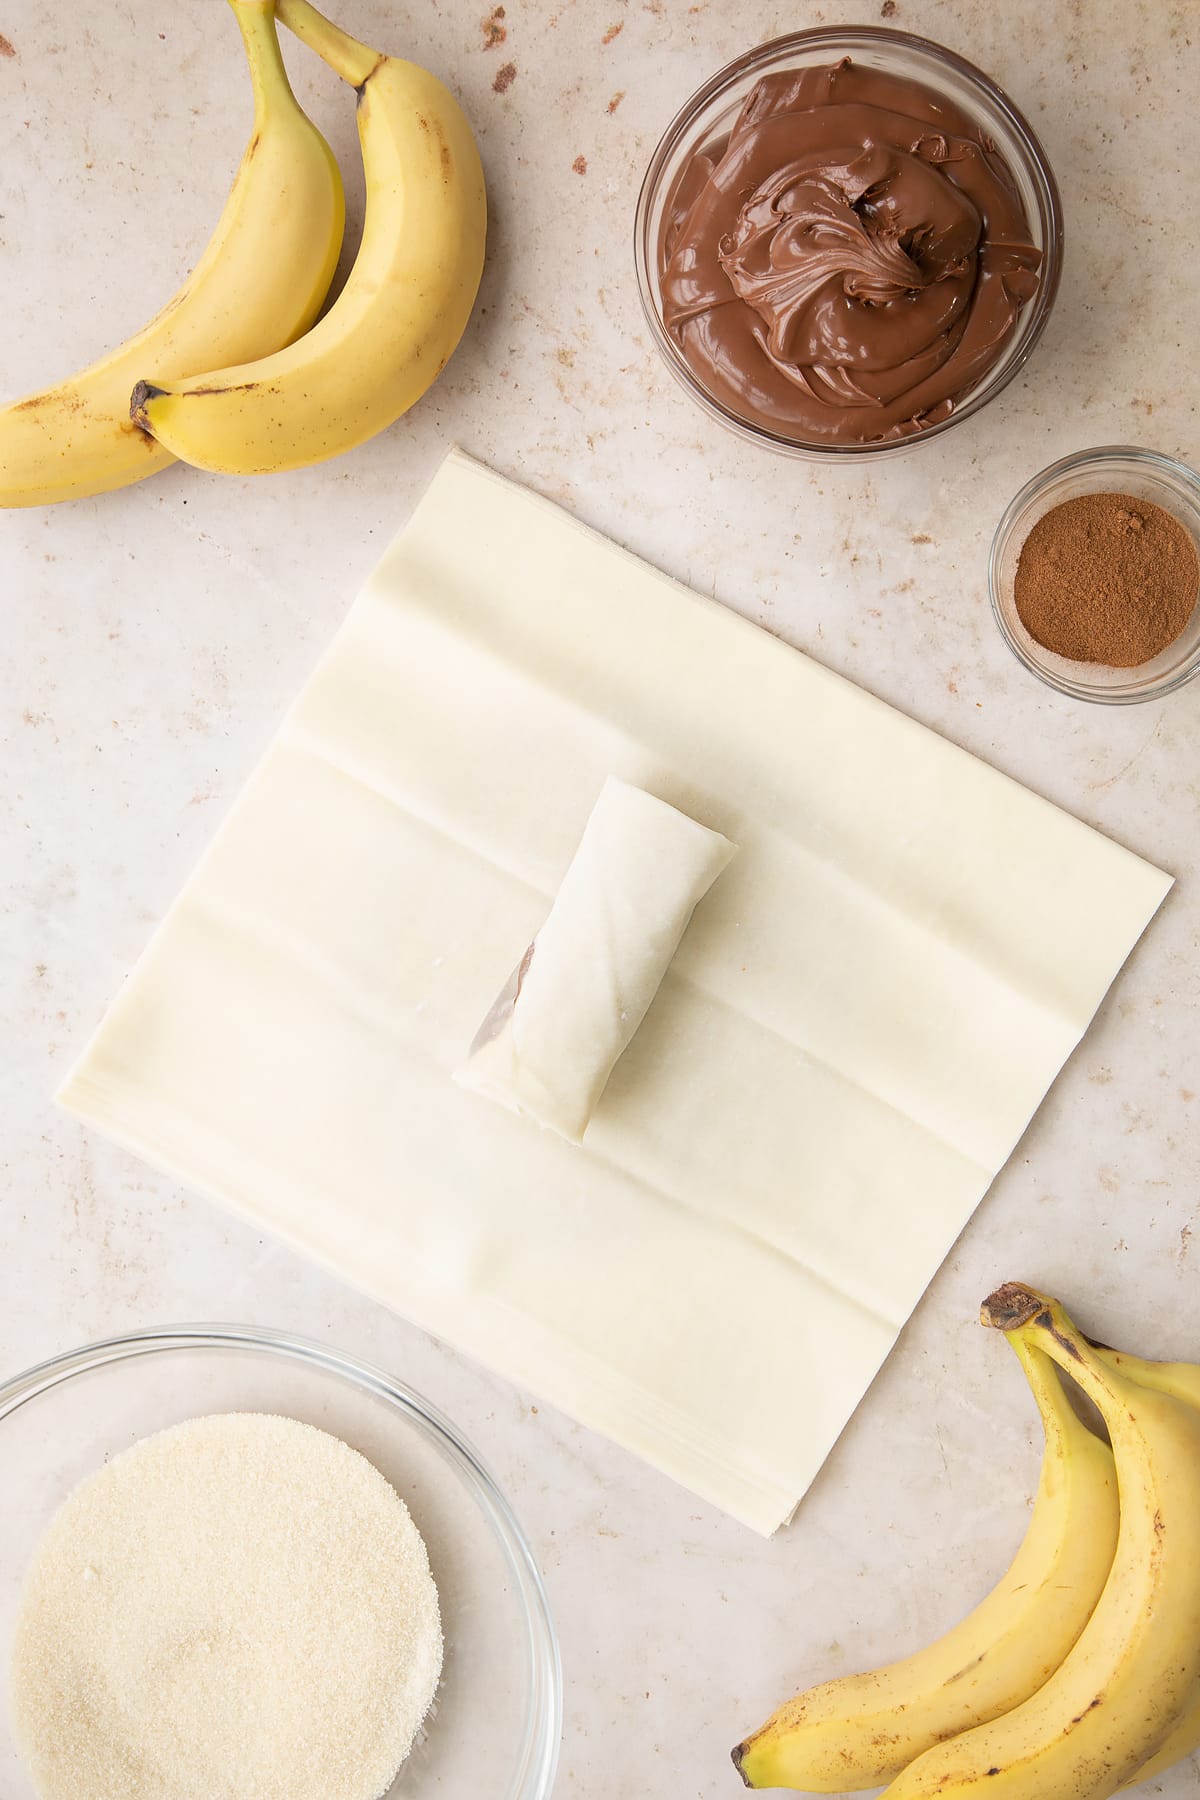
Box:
[636, 28, 1062, 459]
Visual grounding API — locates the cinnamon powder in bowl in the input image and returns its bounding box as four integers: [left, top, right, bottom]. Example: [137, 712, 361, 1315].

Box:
[990, 446, 1200, 703]
[1014, 492, 1198, 667]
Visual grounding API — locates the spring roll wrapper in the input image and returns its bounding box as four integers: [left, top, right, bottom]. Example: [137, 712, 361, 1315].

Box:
[57, 450, 1171, 1533]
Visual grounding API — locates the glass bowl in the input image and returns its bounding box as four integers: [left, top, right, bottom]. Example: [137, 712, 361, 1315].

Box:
[0, 1325, 561, 1800]
[634, 26, 1063, 461]
[989, 446, 1200, 703]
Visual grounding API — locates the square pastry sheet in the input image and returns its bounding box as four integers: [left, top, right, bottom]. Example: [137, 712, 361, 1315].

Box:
[60, 451, 1171, 1533]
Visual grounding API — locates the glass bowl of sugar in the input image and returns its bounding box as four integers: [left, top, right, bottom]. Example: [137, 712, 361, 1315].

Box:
[0, 1325, 561, 1800]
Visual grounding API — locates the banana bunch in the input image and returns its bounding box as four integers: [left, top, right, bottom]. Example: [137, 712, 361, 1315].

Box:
[0, 0, 485, 507]
[734, 1283, 1200, 1799]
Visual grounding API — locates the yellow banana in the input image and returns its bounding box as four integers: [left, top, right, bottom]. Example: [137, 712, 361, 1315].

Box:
[733, 1337, 1118, 1791]
[1090, 1346, 1200, 1788]
[880, 1284, 1200, 1800]
[0, 1, 344, 508]
[130, 0, 486, 474]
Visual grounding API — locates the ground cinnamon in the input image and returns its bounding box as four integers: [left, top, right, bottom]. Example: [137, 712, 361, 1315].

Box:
[1013, 491, 1198, 667]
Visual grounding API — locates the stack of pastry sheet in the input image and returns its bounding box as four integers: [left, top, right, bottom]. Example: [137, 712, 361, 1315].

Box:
[59, 451, 1171, 1533]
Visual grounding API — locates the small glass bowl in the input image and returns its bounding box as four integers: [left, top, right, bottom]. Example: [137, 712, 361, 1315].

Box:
[0, 1326, 561, 1800]
[634, 26, 1063, 461]
[989, 446, 1200, 703]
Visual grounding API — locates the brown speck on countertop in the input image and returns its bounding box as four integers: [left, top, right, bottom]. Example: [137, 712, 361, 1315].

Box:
[0, 32, 16, 55]
[481, 6, 507, 48]
[492, 60, 517, 92]
[572, 154, 587, 174]
[911, 533, 933, 544]
[556, 347, 575, 367]
[601, 20, 623, 43]
[880, 0, 897, 15]
[607, 90, 625, 113]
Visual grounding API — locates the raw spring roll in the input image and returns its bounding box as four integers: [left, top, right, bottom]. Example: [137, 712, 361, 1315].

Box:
[455, 777, 736, 1141]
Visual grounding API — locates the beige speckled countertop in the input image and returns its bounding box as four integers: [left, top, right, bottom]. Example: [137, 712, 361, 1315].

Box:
[2, 1, 1198, 1794]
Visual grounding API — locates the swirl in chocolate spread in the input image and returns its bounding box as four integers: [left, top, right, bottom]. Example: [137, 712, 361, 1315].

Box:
[659, 59, 1042, 444]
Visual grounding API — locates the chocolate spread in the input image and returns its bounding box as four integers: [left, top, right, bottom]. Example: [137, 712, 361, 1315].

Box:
[659, 58, 1042, 445]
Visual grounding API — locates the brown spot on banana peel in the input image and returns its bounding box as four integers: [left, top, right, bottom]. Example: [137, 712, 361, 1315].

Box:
[131, 378, 267, 433]
[172, 382, 265, 397]
[408, 109, 453, 179]
[13, 390, 86, 415]
[730, 1743, 752, 1788]
[943, 1650, 988, 1685]
[354, 54, 387, 103]
[1038, 1310, 1084, 1362]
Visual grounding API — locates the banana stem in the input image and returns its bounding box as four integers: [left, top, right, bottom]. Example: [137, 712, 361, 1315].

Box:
[227, 1, 296, 120]
[1008, 1333, 1081, 1446]
[980, 1282, 1045, 1333]
[227, 0, 298, 120]
[275, 0, 383, 87]
[982, 1283, 1122, 1417]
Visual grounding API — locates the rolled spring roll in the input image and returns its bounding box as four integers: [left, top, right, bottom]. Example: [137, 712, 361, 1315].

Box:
[455, 777, 736, 1142]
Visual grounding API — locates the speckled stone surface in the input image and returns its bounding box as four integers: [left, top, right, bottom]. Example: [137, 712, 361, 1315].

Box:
[1, 1, 1198, 1794]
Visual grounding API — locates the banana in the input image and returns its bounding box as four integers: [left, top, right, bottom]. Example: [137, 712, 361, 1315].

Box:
[1091, 1346, 1200, 1788]
[733, 1336, 1119, 1791]
[0, 1, 344, 508]
[879, 1284, 1200, 1800]
[130, 0, 486, 475]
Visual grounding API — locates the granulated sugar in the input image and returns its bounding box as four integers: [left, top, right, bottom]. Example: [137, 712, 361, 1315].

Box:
[10, 1413, 443, 1800]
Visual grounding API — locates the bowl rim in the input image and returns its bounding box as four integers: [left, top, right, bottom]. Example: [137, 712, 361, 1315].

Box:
[987, 443, 1200, 704]
[633, 23, 1064, 462]
[0, 1322, 563, 1800]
